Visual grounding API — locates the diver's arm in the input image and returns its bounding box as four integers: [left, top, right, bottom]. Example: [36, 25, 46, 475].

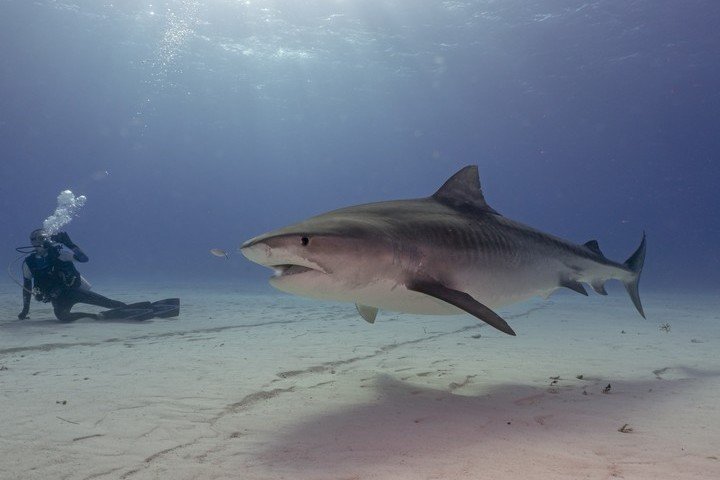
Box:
[69, 244, 89, 263]
[54, 232, 89, 263]
[19, 262, 32, 319]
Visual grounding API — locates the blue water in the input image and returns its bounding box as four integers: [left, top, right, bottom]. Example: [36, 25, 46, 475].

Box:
[1, 0, 719, 290]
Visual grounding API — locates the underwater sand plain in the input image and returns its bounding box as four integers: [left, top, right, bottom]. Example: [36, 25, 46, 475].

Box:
[1, 283, 719, 479]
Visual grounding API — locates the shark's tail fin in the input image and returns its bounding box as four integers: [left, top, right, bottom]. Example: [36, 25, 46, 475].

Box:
[622, 232, 647, 318]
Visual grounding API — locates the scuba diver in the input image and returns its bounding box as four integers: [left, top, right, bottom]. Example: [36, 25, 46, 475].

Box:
[18, 229, 179, 322]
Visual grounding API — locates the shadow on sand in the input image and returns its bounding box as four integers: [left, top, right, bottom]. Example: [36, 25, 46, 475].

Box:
[251, 371, 718, 478]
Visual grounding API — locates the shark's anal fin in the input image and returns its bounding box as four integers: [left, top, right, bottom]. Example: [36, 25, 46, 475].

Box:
[560, 279, 588, 296]
[407, 280, 516, 336]
[355, 304, 378, 324]
[591, 281, 608, 295]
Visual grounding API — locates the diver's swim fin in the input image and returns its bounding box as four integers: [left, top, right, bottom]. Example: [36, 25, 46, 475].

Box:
[99, 306, 155, 321]
[152, 298, 180, 318]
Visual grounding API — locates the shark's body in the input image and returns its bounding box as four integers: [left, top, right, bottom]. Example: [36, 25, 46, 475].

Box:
[241, 166, 646, 335]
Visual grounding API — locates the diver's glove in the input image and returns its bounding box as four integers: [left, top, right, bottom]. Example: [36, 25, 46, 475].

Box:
[51, 232, 76, 249]
[18, 308, 29, 320]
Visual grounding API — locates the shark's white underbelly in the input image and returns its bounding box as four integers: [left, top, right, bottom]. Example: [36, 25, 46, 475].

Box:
[337, 260, 564, 315]
[271, 246, 626, 317]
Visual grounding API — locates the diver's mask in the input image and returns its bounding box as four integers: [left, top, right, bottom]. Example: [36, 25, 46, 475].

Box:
[29, 228, 52, 250]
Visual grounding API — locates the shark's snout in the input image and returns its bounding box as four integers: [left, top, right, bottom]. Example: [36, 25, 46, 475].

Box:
[240, 233, 329, 278]
[239, 237, 272, 265]
[240, 238, 255, 250]
[240, 233, 268, 251]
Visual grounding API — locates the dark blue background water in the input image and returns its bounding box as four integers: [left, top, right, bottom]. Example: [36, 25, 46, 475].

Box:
[1, 1, 718, 291]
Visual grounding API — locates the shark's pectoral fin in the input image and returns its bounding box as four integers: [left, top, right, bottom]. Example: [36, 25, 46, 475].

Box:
[407, 280, 516, 336]
[356, 304, 378, 324]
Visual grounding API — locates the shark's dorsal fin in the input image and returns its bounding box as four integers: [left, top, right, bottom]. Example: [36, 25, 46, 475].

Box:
[432, 165, 499, 215]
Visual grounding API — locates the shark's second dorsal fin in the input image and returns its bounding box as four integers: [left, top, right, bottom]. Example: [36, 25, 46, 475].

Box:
[583, 240, 605, 257]
[432, 165, 499, 215]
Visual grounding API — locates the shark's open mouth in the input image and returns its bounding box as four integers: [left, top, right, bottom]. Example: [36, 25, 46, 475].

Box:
[272, 264, 317, 277]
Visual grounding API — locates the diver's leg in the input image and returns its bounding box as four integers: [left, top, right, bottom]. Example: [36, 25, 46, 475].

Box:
[52, 297, 72, 321]
[71, 289, 127, 310]
[52, 294, 98, 322]
[57, 311, 99, 321]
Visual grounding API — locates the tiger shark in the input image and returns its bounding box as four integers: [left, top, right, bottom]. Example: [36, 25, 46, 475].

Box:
[241, 166, 646, 336]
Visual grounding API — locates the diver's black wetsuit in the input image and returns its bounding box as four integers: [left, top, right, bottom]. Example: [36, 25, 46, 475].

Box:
[49, 288, 126, 322]
[21, 234, 126, 322]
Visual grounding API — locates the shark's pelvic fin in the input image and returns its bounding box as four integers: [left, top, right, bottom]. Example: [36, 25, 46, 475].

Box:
[432, 165, 500, 215]
[356, 304, 378, 324]
[623, 232, 647, 318]
[407, 280, 516, 336]
[560, 278, 589, 296]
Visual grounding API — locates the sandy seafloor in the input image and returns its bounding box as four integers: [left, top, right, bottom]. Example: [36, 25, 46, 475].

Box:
[0, 281, 719, 480]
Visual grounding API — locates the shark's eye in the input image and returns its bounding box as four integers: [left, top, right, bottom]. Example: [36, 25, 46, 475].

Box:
[301, 236, 309, 246]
